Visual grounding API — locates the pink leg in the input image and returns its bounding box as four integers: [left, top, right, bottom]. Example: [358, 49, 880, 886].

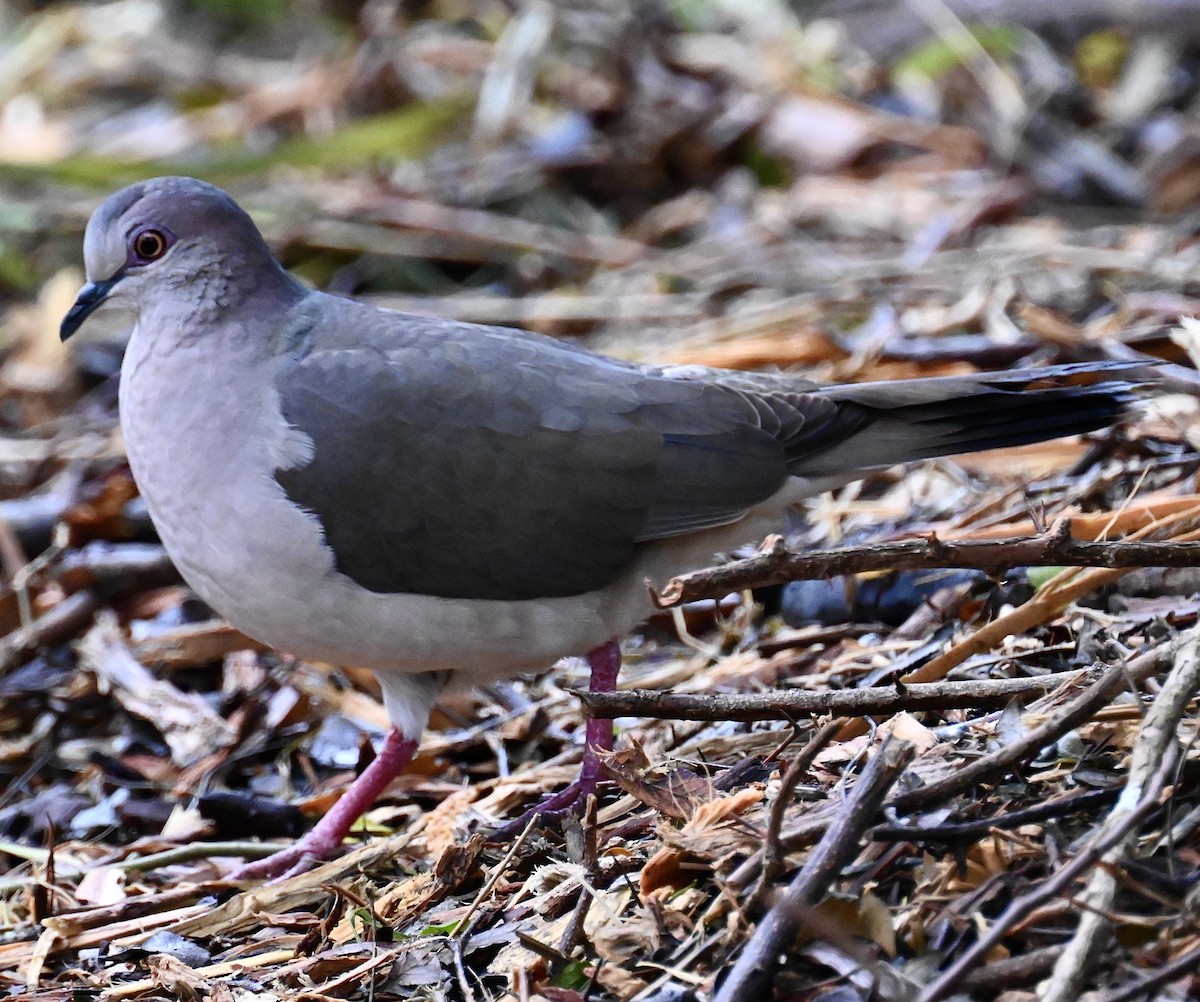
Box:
[492, 638, 621, 837]
[232, 727, 418, 882]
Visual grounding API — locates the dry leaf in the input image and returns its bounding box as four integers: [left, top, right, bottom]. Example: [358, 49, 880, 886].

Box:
[74, 867, 126, 907]
[147, 953, 209, 1001]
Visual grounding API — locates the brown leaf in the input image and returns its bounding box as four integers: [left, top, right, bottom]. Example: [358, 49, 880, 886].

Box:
[604, 746, 720, 820]
[641, 787, 764, 894]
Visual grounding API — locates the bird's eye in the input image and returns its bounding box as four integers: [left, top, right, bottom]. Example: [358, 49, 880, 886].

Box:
[130, 227, 171, 263]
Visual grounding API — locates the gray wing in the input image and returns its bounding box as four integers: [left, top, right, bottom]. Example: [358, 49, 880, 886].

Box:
[272, 301, 845, 601]
[273, 296, 1137, 602]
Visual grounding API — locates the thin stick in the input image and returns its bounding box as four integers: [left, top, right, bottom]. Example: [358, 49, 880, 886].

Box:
[452, 823, 535, 939]
[871, 787, 1119, 842]
[715, 737, 917, 1002]
[752, 721, 841, 910]
[0, 589, 98, 673]
[888, 636, 1180, 816]
[1041, 628, 1200, 1002]
[713, 635, 1179, 902]
[652, 521, 1200, 608]
[915, 743, 1177, 1002]
[580, 668, 1096, 722]
[1095, 939, 1200, 1002]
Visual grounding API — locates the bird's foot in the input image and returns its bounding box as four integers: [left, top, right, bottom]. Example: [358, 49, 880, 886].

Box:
[490, 733, 610, 839]
[229, 832, 343, 882]
[490, 639, 621, 840]
[227, 728, 418, 884]
[489, 771, 602, 839]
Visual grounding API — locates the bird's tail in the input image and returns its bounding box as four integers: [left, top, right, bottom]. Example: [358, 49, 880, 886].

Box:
[786, 359, 1149, 477]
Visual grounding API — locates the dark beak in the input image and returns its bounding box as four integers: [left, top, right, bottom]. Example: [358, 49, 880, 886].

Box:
[60, 273, 123, 341]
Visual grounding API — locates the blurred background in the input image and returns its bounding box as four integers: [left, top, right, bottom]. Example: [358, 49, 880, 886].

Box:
[5, 0, 1200, 389]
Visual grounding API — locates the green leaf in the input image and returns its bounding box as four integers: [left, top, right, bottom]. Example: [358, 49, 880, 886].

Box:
[1075, 29, 1129, 89]
[0, 241, 38, 292]
[740, 141, 791, 188]
[181, 0, 291, 33]
[351, 905, 380, 929]
[554, 960, 591, 990]
[895, 25, 1022, 79]
[1026, 566, 1067, 589]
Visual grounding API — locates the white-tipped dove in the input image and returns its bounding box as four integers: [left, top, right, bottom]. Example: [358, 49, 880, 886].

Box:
[62, 176, 1140, 879]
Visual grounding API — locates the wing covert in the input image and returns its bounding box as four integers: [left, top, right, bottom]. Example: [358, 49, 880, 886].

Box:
[271, 300, 805, 600]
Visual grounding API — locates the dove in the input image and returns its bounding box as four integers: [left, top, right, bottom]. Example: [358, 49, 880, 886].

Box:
[61, 176, 1138, 878]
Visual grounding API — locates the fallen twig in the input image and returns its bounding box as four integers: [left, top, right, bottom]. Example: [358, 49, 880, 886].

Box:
[871, 787, 1120, 842]
[653, 519, 1200, 608]
[715, 737, 917, 1002]
[888, 633, 1182, 816]
[836, 504, 1200, 740]
[56, 542, 177, 595]
[710, 633, 1179, 908]
[1041, 626, 1200, 1002]
[961, 945, 1064, 993]
[580, 668, 1097, 722]
[0, 588, 98, 673]
[752, 720, 841, 912]
[915, 741, 1179, 1002]
[1096, 939, 1200, 1002]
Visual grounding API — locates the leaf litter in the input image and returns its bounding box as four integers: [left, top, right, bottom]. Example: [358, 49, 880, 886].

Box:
[1, 1, 1200, 1000]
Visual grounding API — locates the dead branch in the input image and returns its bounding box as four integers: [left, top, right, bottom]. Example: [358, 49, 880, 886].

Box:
[960, 946, 1066, 994]
[711, 633, 1180, 908]
[579, 668, 1097, 722]
[1096, 939, 1200, 1002]
[753, 720, 842, 911]
[56, 542, 178, 595]
[886, 633, 1182, 817]
[653, 521, 1200, 608]
[1041, 627, 1200, 1002]
[0, 588, 98, 673]
[871, 787, 1119, 842]
[915, 744, 1179, 1002]
[715, 737, 917, 1002]
[132, 620, 268, 671]
[836, 506, 1200, 742]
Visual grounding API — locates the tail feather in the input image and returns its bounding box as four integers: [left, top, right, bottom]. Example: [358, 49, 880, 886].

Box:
[785, 360, 1147, 478]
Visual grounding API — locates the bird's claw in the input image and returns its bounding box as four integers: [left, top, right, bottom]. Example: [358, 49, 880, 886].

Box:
[489, 777, 600, 839]
[227, 843, 325, 883]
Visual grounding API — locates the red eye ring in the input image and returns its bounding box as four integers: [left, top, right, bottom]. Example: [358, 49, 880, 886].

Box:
[131, 228, 169, 263]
